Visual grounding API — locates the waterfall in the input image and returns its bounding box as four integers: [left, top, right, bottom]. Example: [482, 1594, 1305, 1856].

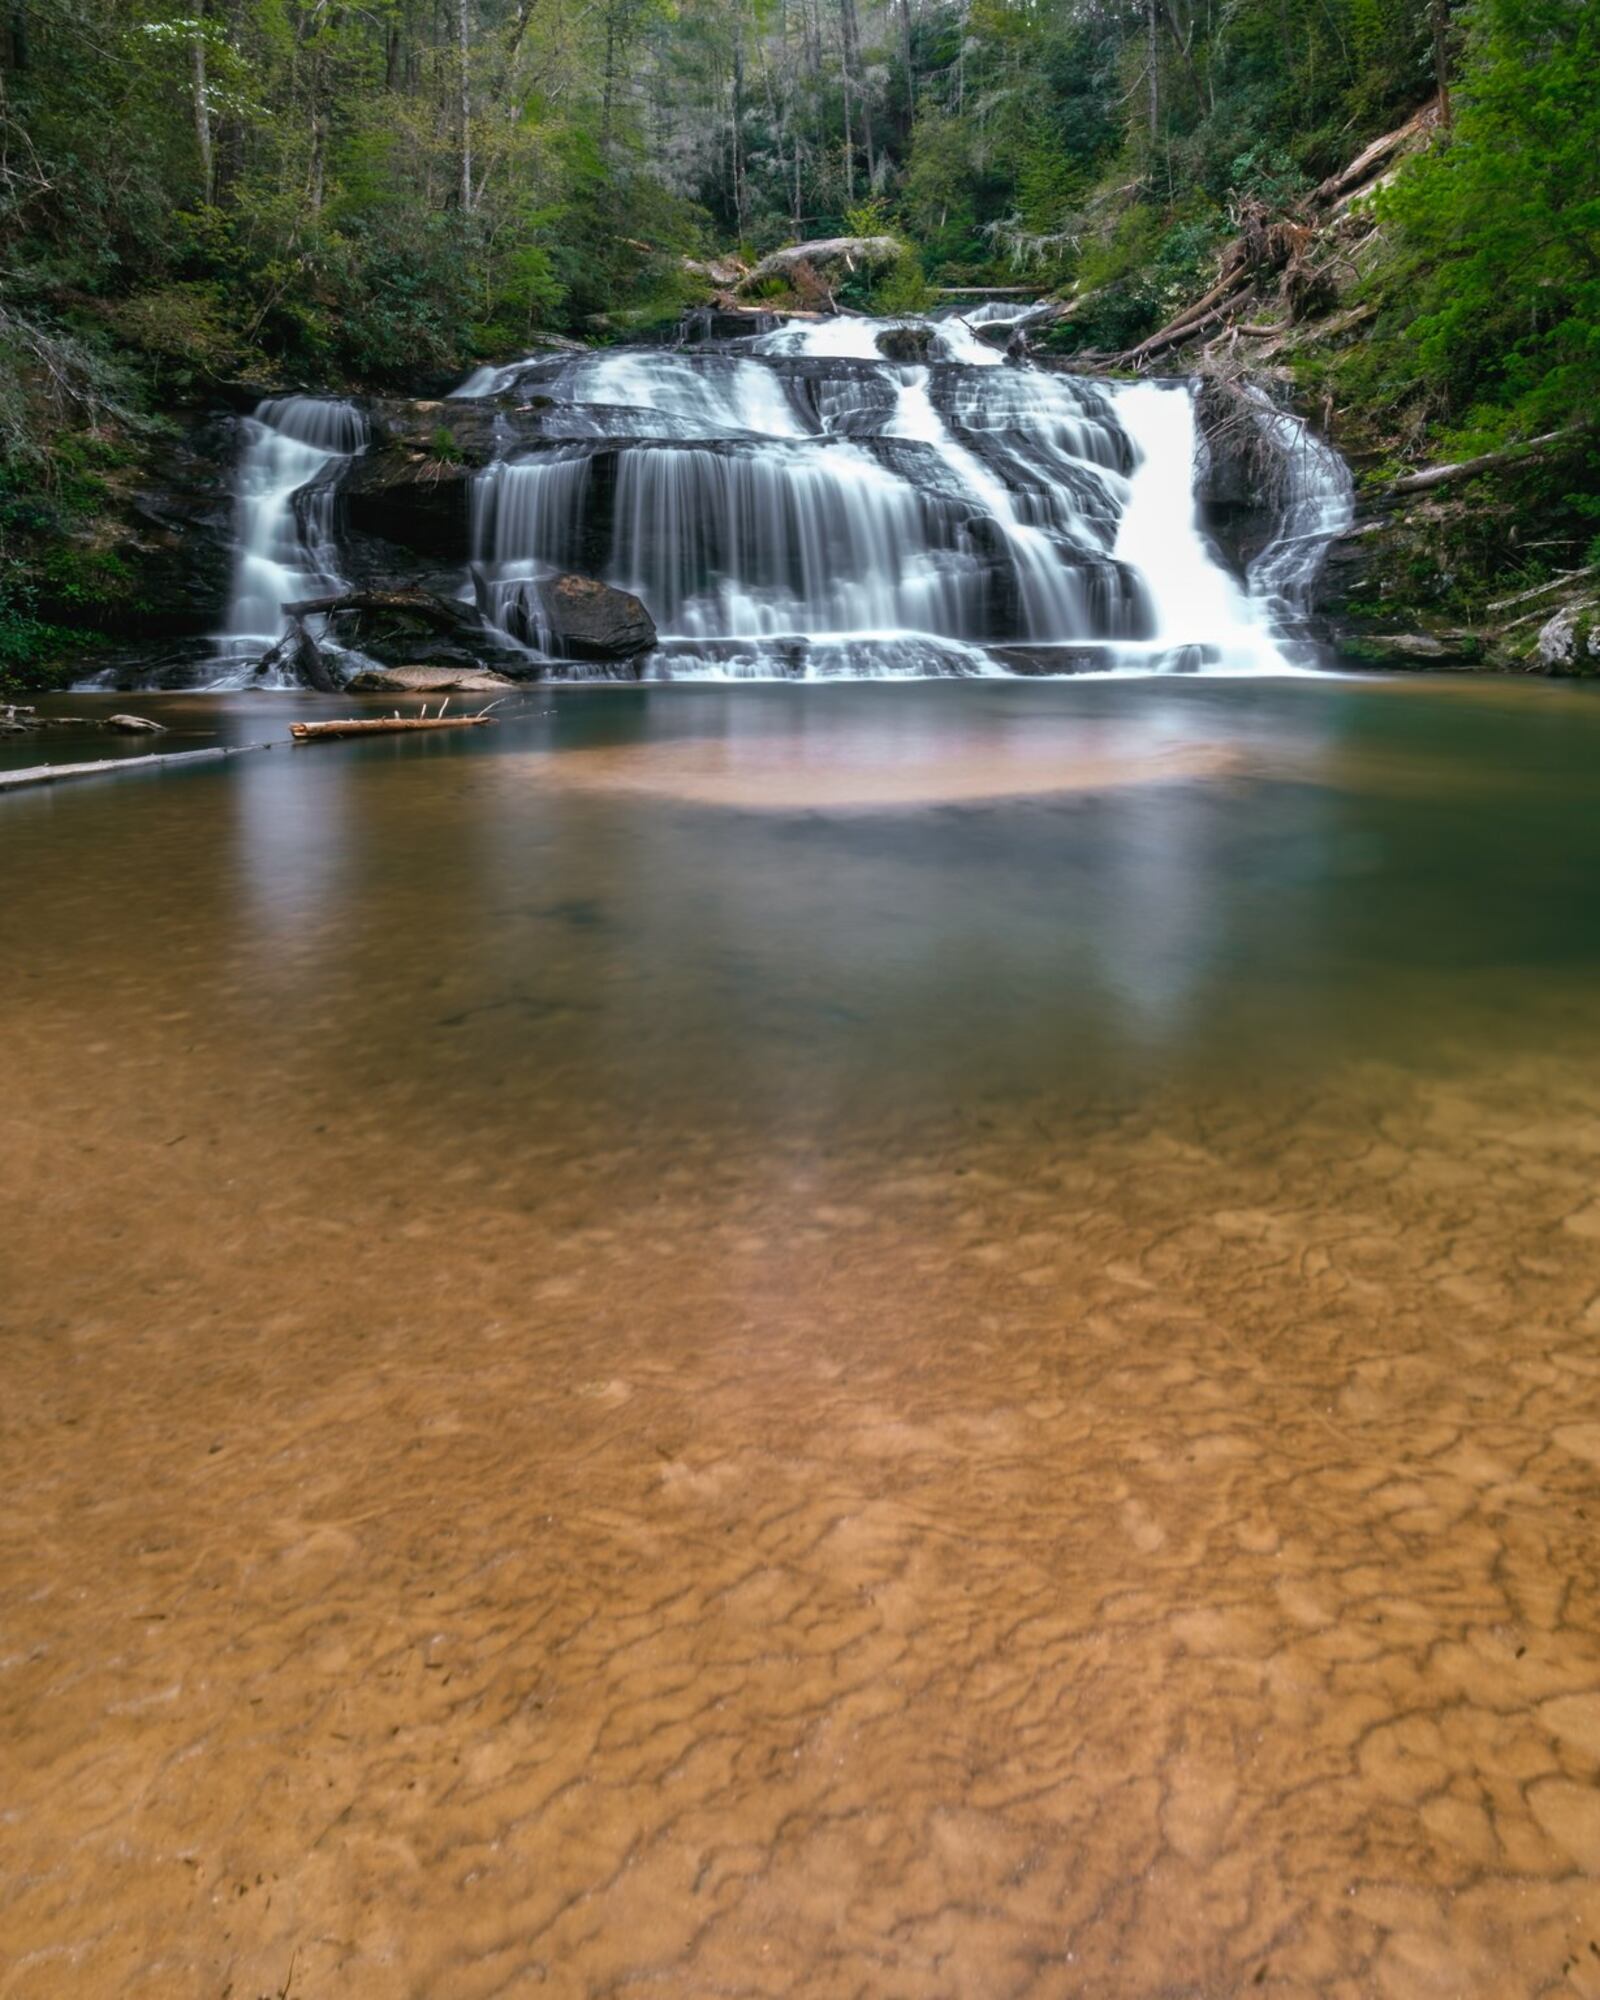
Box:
[457, 311, 1350, 678]
[218, 396, 366, 671]
[1111, 382, 1285, 675]
[185, 315, 1348, 688]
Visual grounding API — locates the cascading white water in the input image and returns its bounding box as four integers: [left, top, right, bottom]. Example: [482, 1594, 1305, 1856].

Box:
[1111, 381, 1285, 675]
[458, 309, 1350, 678]
[370, 309, 1355, 680]
[1239, 389, 1355, 663]
[219, 396, 366, 673]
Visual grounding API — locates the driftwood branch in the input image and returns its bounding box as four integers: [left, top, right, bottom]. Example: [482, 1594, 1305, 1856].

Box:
[1389, 425, 1593, 495]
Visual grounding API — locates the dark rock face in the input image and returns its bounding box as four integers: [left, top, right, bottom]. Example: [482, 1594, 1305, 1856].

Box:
[103, 413, 239, 635]
[876, 324, 938, 364]
[1193, 379, 1279, 581]
[536, 574, 656, 661]
[342, 450, 476, 561]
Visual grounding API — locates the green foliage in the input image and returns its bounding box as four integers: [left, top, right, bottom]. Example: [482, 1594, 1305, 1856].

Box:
[872, 248, 934, 314]
[1376, 0, 1600, 434]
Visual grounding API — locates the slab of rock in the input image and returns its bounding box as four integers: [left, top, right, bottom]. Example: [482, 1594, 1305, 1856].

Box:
[342, 666, 515, 694]
[536, 574, 657, 661]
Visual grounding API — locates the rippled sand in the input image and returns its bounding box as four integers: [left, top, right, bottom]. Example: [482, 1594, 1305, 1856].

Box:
[6, 687, 1600, 1999]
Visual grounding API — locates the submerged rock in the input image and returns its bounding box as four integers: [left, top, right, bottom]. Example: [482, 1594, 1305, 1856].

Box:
[536, 574, 657, 662]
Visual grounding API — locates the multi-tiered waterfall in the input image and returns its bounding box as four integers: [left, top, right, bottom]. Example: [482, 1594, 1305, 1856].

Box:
[204, 304, 1352, 684]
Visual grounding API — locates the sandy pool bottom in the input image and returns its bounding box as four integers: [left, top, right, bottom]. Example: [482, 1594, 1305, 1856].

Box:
[5, 1031, 1600, 2000]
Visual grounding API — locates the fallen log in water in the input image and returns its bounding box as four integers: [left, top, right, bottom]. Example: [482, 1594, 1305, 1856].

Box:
[0, 741, 273, 793]
[289, 713, 498, 743]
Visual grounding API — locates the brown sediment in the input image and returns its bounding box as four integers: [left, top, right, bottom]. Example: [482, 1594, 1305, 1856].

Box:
[4, 693, 1600, 1999]
[515, 733, 1246, 810]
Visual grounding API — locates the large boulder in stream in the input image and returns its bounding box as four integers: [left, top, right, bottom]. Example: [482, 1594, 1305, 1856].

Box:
[536, 574, 657, 662]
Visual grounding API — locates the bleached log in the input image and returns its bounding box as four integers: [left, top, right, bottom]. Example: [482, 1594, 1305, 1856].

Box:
[288, 715, 497, 743]
[0, 742, 272, 792]
[1390, 426, 1592, 495]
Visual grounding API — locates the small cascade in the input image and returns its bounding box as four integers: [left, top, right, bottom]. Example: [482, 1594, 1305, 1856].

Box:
[1112, 382, 1286, 675]
[218, 396, 366, 678]
[1240, 391, 1355, 661]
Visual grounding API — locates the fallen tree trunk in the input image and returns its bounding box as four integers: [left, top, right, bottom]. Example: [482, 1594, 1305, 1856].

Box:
[1486, 562, 1600, 612]
[739, 236, 902, 292]
[1390, 425, 1593, 494]
[0, 741, 273, 792]
[289, 714, 498, 743]
[283, 588, 480, 632]
[932, 286, 1046, 296]
[1116, 276, 1252, 365]
[257, 618, 338, 693]
[1122, 302, 1235, 366]
[1311, 97, 1442, 209]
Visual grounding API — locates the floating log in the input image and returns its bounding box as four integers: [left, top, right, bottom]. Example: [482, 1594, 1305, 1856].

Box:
[0, 742, 273, 793]
[289, 714, 497, 743]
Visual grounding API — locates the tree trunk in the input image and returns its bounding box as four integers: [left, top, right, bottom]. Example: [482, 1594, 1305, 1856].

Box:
[1430, 0, 1452, 126]
[1146, 0, 1160, 143]
[1390, 425, 1592, 494]
[457, 0, 472, 210]
[192, 3, 213, 200]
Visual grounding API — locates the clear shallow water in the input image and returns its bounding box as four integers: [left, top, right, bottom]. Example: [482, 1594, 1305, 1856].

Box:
[9, 676, 1600, 1116]
[7, 676, 1600, 2000]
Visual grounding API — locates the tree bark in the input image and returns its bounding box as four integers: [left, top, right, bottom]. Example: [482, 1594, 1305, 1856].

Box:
[1430, 0, 1452, 127]
[290, 715, 497, 742]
